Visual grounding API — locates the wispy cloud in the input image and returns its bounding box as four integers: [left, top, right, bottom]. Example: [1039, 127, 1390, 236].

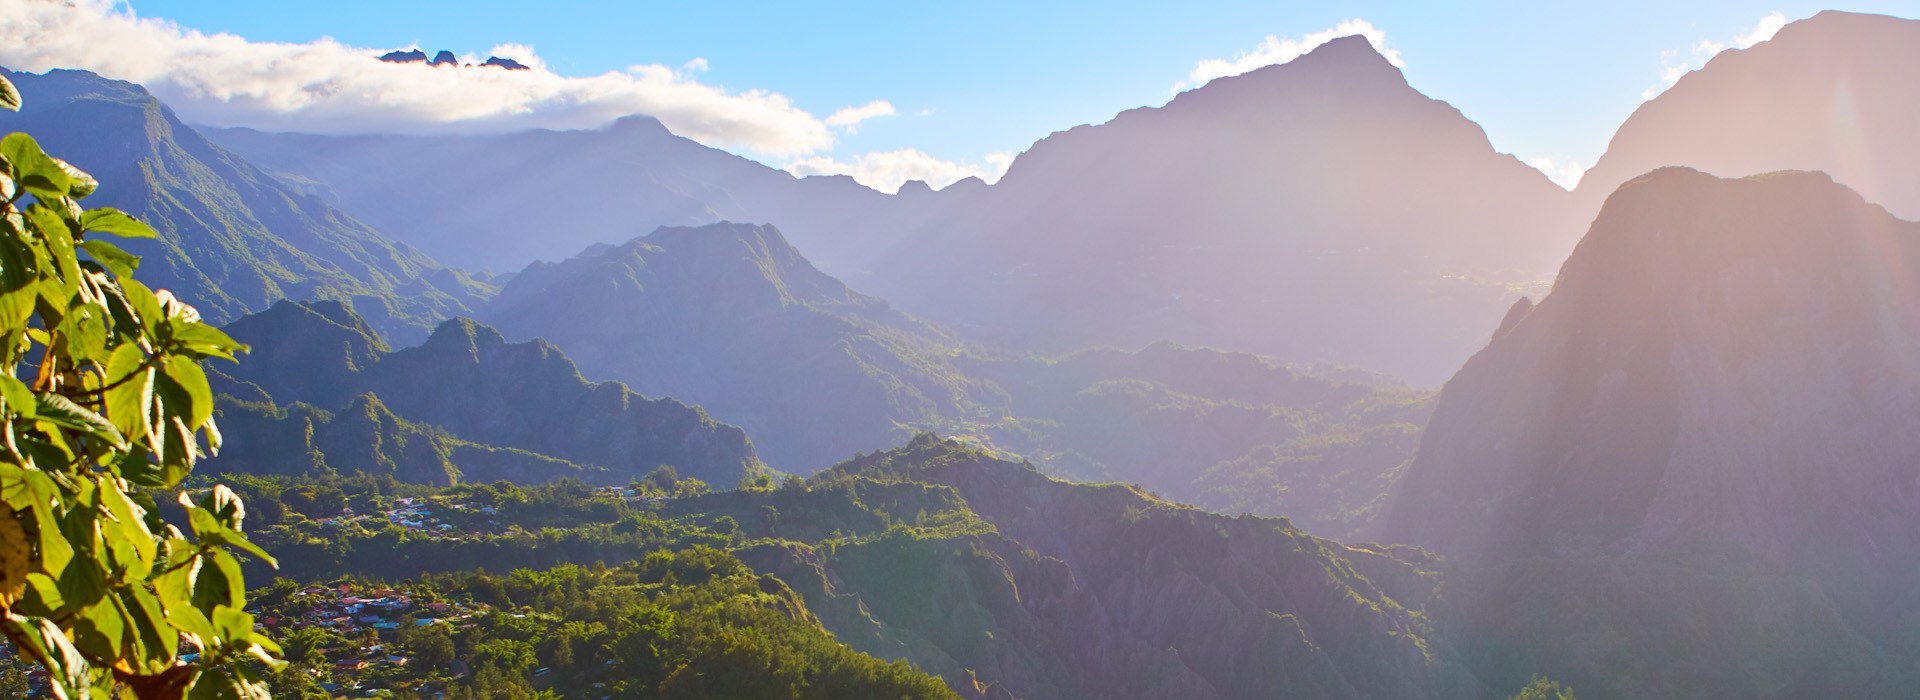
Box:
[1525, 155, 1586, 190]
[825, 100, 897, 133]
[1177, 19, 1402, 91]
[0, 0, 839, 157]
[1643, 12, 1787, 100]
[787, 148, 1014, 194]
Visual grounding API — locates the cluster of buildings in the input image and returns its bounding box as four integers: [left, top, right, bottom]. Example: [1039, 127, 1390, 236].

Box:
[308, 497, 500, 540]
[269, 583, 488, 696]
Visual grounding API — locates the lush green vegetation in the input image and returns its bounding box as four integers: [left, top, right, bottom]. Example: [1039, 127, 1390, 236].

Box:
[0, 75, 277, 698]
[206, 300, 764, 490]
[250, 551, 959, 699]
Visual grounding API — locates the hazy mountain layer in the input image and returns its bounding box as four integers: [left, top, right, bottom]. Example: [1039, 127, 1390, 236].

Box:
[1385, 168, 1920, 697]
[0, 68, 492, 343]
[865, 36, 1576, 384]
[478, 222, 1426, 537]
[208, 300, 765, 487]
[481, 222, 1007, 473]
[1577, 11, 1920, 223]
[205, 116, 953, 275]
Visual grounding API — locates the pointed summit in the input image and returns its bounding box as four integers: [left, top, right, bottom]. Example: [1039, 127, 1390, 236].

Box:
[867, 28, 1574, 385]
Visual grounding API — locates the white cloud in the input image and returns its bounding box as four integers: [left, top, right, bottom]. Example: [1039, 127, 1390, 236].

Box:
[787, 148, 1014, 194]
[1525, 155, 1586, 190]
[824, 100, 896, 133]
[0, 0, 835, 157]
[1643, 12, 1787, 100]
[1734, 12, 1787, 48]
[1177, 19, 1402, 91]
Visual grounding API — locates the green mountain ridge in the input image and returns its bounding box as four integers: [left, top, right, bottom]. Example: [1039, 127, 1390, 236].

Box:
[0, 67, 493, 343]
[207, 300, 765, 488]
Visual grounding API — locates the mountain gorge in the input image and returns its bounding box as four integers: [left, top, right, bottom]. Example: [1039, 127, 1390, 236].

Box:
[1386, 168, 1920, 697]
[0, 68, 493, 343]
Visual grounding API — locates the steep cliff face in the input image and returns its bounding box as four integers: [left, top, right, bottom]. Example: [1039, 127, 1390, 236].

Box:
[717, 436, 1472, 700]
[208, 300, 764, 487]
[1385, 168, 1920, 696]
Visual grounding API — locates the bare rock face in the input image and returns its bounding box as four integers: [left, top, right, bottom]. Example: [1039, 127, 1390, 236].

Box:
[1385, 168, 1920, 696]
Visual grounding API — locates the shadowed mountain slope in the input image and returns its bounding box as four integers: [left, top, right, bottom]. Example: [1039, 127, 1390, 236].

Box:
[1386, 168, 1920, 697]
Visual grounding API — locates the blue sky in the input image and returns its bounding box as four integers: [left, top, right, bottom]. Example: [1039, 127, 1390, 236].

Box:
[16, 1, 1920, 190]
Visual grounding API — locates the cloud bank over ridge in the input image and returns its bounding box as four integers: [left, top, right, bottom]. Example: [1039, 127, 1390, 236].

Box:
[0, 0, 864, 158]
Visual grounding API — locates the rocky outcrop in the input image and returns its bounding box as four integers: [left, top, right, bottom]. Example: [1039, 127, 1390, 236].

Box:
[377, 49, 429, 63]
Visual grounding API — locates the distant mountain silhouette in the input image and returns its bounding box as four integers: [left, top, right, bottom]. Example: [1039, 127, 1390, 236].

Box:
[1577, 11, 1920, 222]
[863, 36, 1577, 384]
[1386, 168, 1920, 697]
[204, 116, 950, 276]
[0, 68, 492, 343]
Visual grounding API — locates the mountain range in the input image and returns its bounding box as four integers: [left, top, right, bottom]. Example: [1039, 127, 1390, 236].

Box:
[206, 35, 1576, 385]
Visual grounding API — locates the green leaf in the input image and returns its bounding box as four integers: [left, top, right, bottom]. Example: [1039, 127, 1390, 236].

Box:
[70, 587, 128, 661]
[104, 343, 153, 445]
[168, 322, 247, 362]
[79, 208, 158, 240]
[120, 586, 178, 672]
[23, 203, 80, 289]
[0, 74, 19, 111]
[98, 478, 155, 572]
[54, 300, 109, 365]
[77, 239, 138, 278]
[160, 364, 205, 407]
[0, 286, 34, 327]
[3, 614, 88, 693]
[0, 373, 33, 418]
[187, 667, 243, 700]
[32, 393, 122, 448]
[53, 159, 96, 199]
[1, 133, 70, 199]
[191, 548, 242, 613]
[119, 277, 165, 336]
